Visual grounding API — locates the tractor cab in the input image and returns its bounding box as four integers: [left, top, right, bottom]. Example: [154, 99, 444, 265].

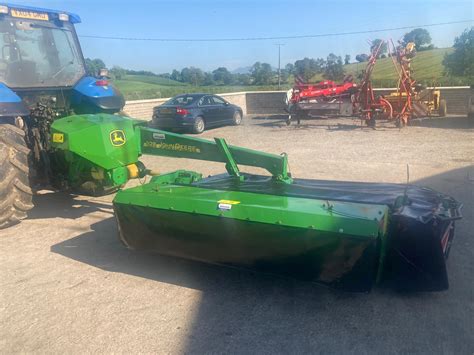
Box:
[0, 7, 84, 88]
[0, 4, 124, 120]
[0, 4, 125, 194]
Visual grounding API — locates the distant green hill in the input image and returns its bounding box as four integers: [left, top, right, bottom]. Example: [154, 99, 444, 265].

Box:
[122, 75, 187, 86]
[339, 48, 458, 87]
[115, 74, 190, 100]
[115, 48, 467, 100]
[311, 48, 467, 87]
[115, 75, 279, 100]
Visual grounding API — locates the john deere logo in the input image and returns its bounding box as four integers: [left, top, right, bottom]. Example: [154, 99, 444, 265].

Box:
[110, 130, 126, 146]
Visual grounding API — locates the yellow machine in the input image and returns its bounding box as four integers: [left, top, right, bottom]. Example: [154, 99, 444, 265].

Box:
[383, 88, 447, 118]
[417, 88, 447, 116]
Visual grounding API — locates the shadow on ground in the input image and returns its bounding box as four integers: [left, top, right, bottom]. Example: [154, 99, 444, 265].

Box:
[252, 115, 474, 132]
[411, 115, 474, 130]
[29, 192, 114, 221]
[51, 165, 474, 353]
[251, 115, 403, 132]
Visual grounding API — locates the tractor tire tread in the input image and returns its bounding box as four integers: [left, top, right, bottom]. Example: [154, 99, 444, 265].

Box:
[0, 124, 25, 136]
[0, 134, 30, 154]
[9, 155, 30, 174]
[0, 124, 34, 229]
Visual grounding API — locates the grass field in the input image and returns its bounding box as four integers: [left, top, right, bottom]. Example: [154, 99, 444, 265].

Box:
[115, 47, 466, 100]
[312, 48, 462, 87]
[122, 75, 187, 86]
[115, 77, 280, 100]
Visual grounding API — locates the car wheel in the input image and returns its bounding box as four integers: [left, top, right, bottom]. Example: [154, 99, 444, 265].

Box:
[232, 111, 242, 126]
[193, 117, 205, 134]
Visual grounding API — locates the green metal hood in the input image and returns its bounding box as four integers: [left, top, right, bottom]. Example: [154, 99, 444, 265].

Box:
[51, 114, 142, 170]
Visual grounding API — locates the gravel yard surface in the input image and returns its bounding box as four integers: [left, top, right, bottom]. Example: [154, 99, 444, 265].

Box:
[1, 115, 473, 353]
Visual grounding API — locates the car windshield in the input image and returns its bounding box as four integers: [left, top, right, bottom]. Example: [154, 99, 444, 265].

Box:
[0, 18, 85, 88]
[164, 95, 198, 106]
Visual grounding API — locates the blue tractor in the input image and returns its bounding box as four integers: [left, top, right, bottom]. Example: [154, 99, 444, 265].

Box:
[0, 4, 125, 227]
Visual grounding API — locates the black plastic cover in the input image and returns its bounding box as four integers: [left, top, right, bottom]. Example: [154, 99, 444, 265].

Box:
[194, 174, 461, 223]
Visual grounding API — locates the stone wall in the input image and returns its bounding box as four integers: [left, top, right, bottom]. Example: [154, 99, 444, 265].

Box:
[123, 87, 471, 120]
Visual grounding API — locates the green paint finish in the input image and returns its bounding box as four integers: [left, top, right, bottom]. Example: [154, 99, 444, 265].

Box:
[50, 114, 293, 189]
[149, 170, 203, 185]
[139, 127, 293, 183]
[111, 166, 130, 186]
[47, 113, 394, 289]
[114, 204, 381, 291]
[214, 137, 243, 180]
[114, 176, 390, 291]
[114, 172, 389, 239]
[51, 114, 141, 170]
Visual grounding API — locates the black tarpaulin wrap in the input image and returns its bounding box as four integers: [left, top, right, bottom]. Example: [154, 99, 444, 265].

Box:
[193, 174, 462, 223]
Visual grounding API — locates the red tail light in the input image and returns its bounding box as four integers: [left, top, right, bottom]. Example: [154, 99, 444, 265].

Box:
[176, 107, 190, 115]
[95, 80, 109, 86]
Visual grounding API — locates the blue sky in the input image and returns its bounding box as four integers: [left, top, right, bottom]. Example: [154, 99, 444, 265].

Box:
[8, 0, 474, 73]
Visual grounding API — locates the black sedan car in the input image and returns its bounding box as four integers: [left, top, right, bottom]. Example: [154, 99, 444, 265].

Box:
[152, 94, 243, 134]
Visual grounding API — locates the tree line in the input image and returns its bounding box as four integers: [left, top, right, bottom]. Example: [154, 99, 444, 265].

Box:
[85, 27, 473, 86]
[101, 55, 348, 86]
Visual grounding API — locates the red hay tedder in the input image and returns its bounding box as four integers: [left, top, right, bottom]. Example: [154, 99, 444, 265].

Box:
[286, 41, 447, 127]
[286, 79, 358, 125]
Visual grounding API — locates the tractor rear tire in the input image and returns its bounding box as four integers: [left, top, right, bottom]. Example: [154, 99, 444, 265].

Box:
[438, 99, 447, 117]
[0, 124, 34, 229]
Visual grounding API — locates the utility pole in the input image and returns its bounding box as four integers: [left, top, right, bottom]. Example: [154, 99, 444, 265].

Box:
[275, 43, 285, 89]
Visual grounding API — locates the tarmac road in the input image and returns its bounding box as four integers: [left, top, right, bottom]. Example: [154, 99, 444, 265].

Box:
[1, 115, 473, 354]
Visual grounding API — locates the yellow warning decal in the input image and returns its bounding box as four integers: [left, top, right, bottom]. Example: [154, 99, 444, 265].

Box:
[218, 200, 240, 205]
[52, 133, 64, 143]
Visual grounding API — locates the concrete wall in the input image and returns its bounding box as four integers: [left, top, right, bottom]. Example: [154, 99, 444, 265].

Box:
[219, 92, 247, 115]
[123, 87, 471, 120]
[246, 91, 287, 114]
[437, 87, 471, 115]
[123, 98, 168, 120]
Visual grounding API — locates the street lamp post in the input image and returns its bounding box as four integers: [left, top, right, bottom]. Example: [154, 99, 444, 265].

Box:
[275, 43, 284, 89]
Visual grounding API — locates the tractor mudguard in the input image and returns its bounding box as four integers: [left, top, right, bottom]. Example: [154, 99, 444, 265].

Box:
[0, 83, 29, 118]
[71, 77, 125, 114]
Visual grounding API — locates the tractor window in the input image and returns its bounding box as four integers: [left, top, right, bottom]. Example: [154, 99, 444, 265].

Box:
[50, 28, 84, 83]
[0, 18, 85, 88]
